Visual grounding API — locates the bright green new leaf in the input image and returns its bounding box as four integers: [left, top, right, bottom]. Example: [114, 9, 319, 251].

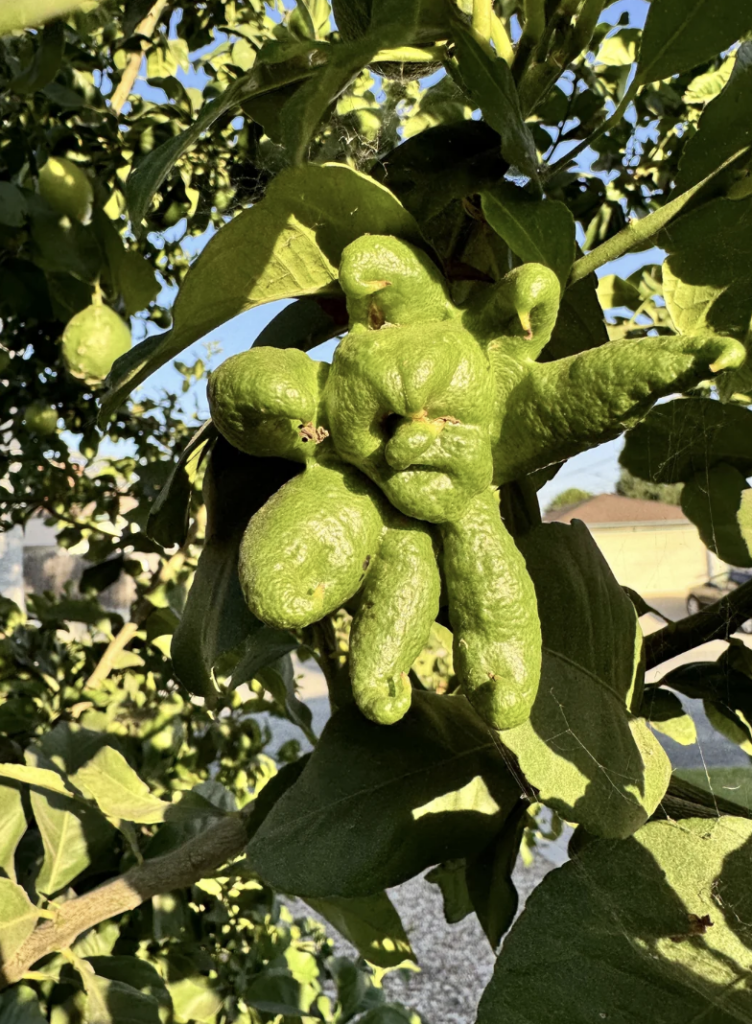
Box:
[640, 688, 697, 746]
[481, 183, 575, 289]
[0, 782, 26, 882]
[507, 522, 671, 838]
[636, 0, 752, 85]
[675, 43, 752, 193]
[621, 398, 752, 484]
[70, 746, 171, 825]
[246, 691, 523, 897]
[451, 23, 538, 181]
[101, 163, 420, 422]
[662, 195, 752, 338]
[477, 817, 752, 1023]
[0, 878, 38, 963]
[681, 462, 752, 567]
[305, 893, 416, 969]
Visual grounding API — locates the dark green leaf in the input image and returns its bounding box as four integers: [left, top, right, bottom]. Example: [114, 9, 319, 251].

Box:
[0, 985, 48, 1024]
[123, 0, 155, 37]
[675, 42, 752, 194]
[597, 273, 642, 311]
[507, 522, 671, 838]
[146, 420, 216, 548]
[171, 440, 297, 703]
[636, 0, 752, 85]
[661, 195, 752, 338]
[0, 183, 28, 228]
[620, 397, 752, 484]
[674, 767, 752, 814]
[10, 19, 64, 93]
[252, 652, 314, 743]
[425, 860, 473, 925]
[254, 296, 347, 352]
[451, 23, 537, 180]
[102, 163, 421, 422]
[245, 971, 320, 1018]
[358, 1006, 416, 1024]
[481, 183, 575, 289]
[681, 463, 752, 567]
[305, 893, 416, 968]
[539, 270, 609, 361]
[477, 817, 752, 1024]
[246, 691, 523, 897]
[466, 800, 529, 949]
[76, 966, 161, 1024]
[640, 688, 697, 746]
[79, 555, 124, 596]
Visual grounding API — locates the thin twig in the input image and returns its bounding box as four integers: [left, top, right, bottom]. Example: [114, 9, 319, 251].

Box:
[644, 578, 752, 670]
[0, 811, 251, 989]
[109, 0, 170, 116]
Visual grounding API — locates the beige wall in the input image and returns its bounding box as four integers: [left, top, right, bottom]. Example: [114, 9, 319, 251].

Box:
[589, 523, 711, 596]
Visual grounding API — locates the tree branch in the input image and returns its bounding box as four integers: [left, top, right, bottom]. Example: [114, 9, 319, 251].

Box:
[0, 811, 251, 989]
[109, 0, 170, 116]
[644, 577, 752, 670]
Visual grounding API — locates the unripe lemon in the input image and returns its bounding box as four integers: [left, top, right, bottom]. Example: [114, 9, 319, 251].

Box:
[61, 304, 131, 384]
[38, 156, 94, 224]
[24, 401, 58, 436]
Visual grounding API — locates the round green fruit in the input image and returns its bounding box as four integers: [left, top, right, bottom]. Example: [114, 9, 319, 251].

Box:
[24, 401, 58, 436]
[61, 304, 132, 384]
[38, 156, 94, 224]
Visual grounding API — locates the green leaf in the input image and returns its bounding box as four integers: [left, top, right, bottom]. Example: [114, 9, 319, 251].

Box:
[253, 296, 346, 352]
[681, 463, 752, 567]
[125, 54, 321, 231]
[636, 0, 752, 85]
[358, 1006, 417, 1024]
[252, 652, 314, 743]
[101, 163, 421, 421]
[674, 767, 752, 814]
[466, 800, 529, 949]
[76, 963, 161, 1024]
[70, 746, 171, 825]
[246, 691, 523, 897]
[425, 860, 473, 925]
[477, 816, 752, 1023]
[0, 985, 48, 1024]
[0, 0, 104, 33]
[171, 441, 297, 703]
[163, 955, 223, 1024]
[10, 19, 64, 93]
[31, 786, 115, 896]
[0, 878, 38, 963]
[481, 183, 575, 289]
[146, 420, 216, 548]
[0, 781, 26, 882]
[451, 23, 538, 181]
[0, 182, 28, 228]
[306, 893, 416, 969]
[79, 555, 124, 596]
[661, 195, 752, 339]
[0, 762, 74, 796]
[739, 488, 752, 553]
[597, 273, 641, 311]
[506, 522, 671, 838]
[620, 397, 752, 484]
[246, 971, 321, 1018]
[540, 270, 609, 361]
[675, 43, 752, 194]
[640, 688, 697, 746]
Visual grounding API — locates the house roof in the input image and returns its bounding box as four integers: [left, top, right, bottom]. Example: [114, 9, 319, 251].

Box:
[544, 493, 688, 526]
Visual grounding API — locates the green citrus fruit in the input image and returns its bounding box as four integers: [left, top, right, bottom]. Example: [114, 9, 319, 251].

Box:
[38, 156, 94, 224]
[61, 303, 132, 384]
[0, 351, 10, 375]
[24, 401, 58, 436]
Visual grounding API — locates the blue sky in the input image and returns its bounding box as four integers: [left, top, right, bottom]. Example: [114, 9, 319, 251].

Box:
[131, 0, 660, 506]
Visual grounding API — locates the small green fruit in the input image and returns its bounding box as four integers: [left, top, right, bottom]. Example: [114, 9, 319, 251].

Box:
[38, 156, 94, 224]
[61, 304, 132, 384]
[24, 401, 58, 436]
[0, 351, 10, 374]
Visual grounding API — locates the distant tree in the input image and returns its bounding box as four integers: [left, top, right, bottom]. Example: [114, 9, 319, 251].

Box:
[546, 488, 593, 512]
[617, 468, 683, 505]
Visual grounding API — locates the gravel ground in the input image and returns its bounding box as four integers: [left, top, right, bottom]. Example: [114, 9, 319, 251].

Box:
[265, 610, 752, 1023]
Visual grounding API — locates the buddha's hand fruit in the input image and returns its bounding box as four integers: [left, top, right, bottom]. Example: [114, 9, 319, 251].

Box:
[61, 303, 131, 384]
[208, 347, 330, 463]
[325, 237, 495, 523]
[350, 517, 441, 725]
[440, 487, 541, 730]
[490, 331, 747, 484]
[38, 156, 93, 224]
[239, 460, 385, 629]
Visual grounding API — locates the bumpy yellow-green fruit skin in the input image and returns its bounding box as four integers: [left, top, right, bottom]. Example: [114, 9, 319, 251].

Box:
[441, 488, 541, 730]
[350, 518, 440, 724]
[38, 156, 93, 224]
[239, 460, 386, 629]
[208, 348, 330, 463]
[61, 304, 132, 384]
[23, 401, 58, 436]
